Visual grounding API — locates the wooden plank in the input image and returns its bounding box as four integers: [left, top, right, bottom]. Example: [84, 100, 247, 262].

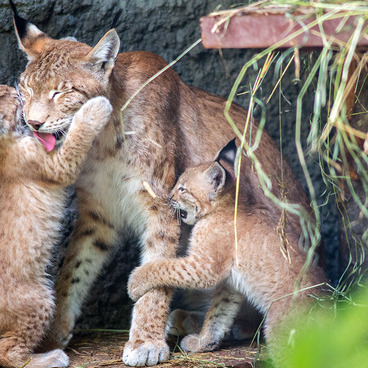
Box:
[201, 13, 368, 49]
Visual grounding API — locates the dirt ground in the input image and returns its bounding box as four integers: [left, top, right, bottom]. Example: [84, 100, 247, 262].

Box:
[67, 331, 272, 368]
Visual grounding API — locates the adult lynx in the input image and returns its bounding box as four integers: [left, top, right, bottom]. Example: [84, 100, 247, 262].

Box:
[10, 2, 320, 365]
[0, 85, 112, 368]
[128, 139, 327, 367]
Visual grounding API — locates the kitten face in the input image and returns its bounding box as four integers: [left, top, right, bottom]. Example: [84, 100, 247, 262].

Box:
[170, 162, 227, 225]
[170, 177, 201, 225]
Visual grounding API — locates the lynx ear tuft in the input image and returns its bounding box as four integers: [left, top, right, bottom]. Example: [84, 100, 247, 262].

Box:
[9, 0, 49, 60]
[205, 162, 226, 200]
[215, 138, 237, 166]
[86, 29, 120, 76]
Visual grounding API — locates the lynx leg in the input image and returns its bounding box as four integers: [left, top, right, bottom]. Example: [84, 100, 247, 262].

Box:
[0, 337, 68, 368]
[123, 195, 180, 367]
[0, 286, 68, 368]
[181, 285, 242, 352]
[45, 202, 120, 349]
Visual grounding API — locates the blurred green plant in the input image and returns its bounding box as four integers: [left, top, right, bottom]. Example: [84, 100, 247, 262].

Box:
[288, 284, 368, 368]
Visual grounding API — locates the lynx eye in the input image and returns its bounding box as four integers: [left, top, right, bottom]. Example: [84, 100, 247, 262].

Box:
[49, 90, 61, 100]
[49, 89, 73, 100]
[178, 186, 186, 193]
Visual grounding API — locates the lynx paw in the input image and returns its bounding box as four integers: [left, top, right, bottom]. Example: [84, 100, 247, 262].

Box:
[128, 267, 152, 302]
[77, 96, 112, 132]
[180, 334, 202, 352]
[122, 339, 169, 366]
[27, 349, 69, 368]
[181, 333, 218, 353]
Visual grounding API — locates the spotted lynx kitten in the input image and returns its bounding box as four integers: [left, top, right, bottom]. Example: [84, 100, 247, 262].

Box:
[128, 139, 327, 367]
[0, 85, 112, 368]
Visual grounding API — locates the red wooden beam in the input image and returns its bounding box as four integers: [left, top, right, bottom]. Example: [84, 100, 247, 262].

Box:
[200, 12, 368, 49]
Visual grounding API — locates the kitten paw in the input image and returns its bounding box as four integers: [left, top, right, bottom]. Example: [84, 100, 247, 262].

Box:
[27, 349, 69, 368]
[128, 267, 151, 302]
[122, 339, 169, 366]
[180, 334, 202, 352]
[181, 334, 219, 352]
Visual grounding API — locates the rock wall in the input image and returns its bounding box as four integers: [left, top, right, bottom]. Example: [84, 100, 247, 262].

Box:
[0, 0, 340, 329]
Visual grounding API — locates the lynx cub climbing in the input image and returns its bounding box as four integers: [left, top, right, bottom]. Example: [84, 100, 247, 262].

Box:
[128, 139, 327, 367]
[0, 85, 112, 368]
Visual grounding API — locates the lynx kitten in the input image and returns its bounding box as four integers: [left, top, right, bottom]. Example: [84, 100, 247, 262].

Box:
[128, 139, 327, 367]
[0, 85, 112, 368]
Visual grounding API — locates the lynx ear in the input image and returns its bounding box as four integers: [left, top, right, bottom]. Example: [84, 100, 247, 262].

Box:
[9, 0, 50, 60]
[214, 138, 237, 165]
[86, 29, 120, 76]
[205, 162, 226, 200]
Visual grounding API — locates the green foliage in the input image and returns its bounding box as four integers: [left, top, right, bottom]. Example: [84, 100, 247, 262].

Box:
[289, 286, 368, 367]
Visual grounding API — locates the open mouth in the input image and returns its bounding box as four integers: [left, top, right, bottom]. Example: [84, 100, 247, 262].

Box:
[33, 131, 65, 152]
[180, 209, 188, 220]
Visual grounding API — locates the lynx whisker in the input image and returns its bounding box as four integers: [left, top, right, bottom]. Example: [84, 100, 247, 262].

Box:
[59, 128, 67, 137]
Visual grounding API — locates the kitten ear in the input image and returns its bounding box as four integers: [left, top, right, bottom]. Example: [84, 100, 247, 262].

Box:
[10, 0, 51, 61]
[85, 29, 120, 76]
[205, 162, 226, 200]
[214, 138, 237, 165]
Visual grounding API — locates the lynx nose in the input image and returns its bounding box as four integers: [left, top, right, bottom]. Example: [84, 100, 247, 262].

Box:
[28, 120, 44, 131]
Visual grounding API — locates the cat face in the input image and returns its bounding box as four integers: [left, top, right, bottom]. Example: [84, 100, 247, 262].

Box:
[13, 12, 120, 151]
[170, 139, 238, 225]
[18, 72, 92, 151]
[170, 162, 227, 225]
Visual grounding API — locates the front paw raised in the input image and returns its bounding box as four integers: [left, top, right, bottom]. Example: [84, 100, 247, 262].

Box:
[77, 96, 112, 132]
[128, 267, 152, 302]
[122, 339, 169, 366]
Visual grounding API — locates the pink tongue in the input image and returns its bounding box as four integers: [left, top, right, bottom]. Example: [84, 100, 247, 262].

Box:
[33, 132, 57, 152]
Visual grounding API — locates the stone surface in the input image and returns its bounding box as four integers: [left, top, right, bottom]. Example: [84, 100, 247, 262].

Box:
[0, 0, 340, 329]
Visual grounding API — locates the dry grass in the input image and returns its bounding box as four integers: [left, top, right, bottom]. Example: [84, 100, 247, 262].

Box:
[67, 331, 266, 368]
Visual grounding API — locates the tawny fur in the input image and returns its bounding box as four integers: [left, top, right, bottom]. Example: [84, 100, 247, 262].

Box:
[11, 9, 321, 366]
[128, 144, 328, 367]
[0, 85, 112, 368]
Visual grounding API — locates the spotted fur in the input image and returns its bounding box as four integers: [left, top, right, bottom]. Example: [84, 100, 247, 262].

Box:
[0, 86, 112, 368]
[11, 6, 317, 366]
[128, 141, 328, 367]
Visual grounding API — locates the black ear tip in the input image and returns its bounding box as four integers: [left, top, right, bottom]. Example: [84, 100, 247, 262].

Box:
[111, 9, 123, 29]
[223, 137, 237, 153]
[215, 137, 238, 165]
[8, 0, 18, 16]
[9, 0, 29, 40]
[229, 137, 237, 149]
